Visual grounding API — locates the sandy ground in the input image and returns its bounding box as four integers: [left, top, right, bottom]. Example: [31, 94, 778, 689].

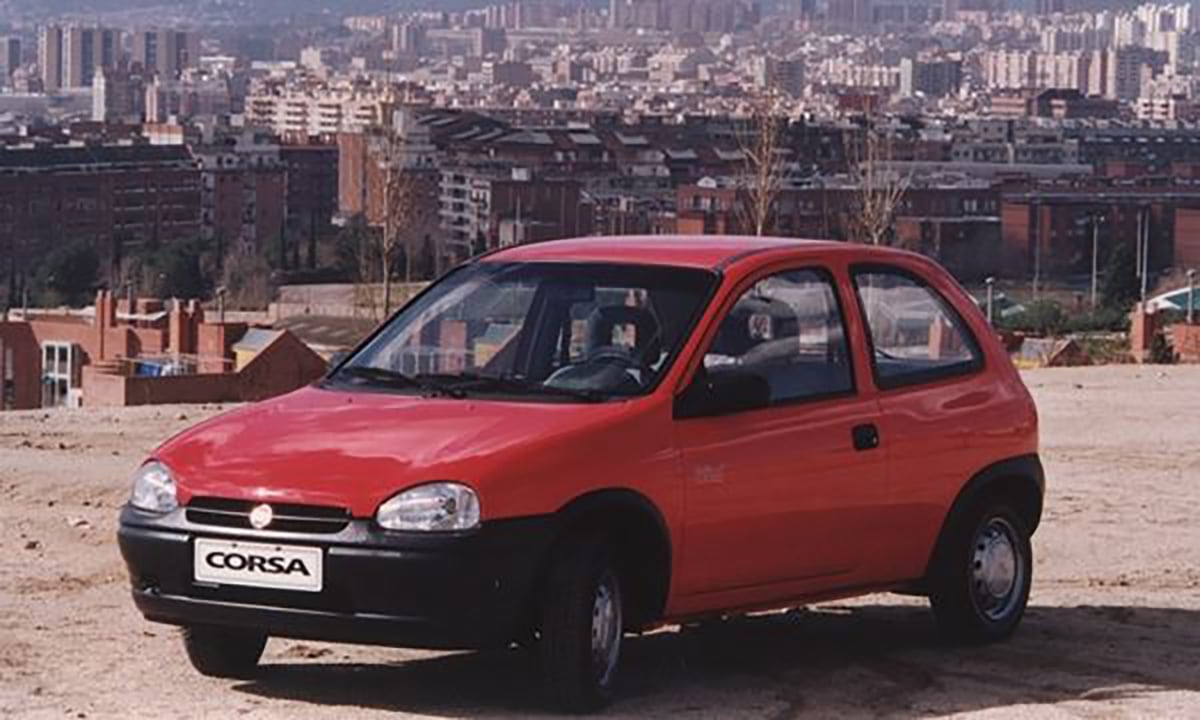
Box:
[1, 365, 1198, 719]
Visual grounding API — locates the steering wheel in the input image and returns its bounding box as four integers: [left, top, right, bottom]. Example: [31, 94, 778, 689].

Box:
[544, 345, 648, 391]
[585, 345, 644, 371]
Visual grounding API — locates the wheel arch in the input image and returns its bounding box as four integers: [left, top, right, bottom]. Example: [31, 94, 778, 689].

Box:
[925, 454, 1045, 578]
[536, 488, 673, 630]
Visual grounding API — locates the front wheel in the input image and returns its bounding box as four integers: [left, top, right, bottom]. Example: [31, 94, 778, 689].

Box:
[929, 503, 1032, 644]
[181, 625, 267, 679]
[539, 538, 624, 713]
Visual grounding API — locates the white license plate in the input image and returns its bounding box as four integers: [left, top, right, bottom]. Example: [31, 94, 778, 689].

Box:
[193, 538, 323, 593]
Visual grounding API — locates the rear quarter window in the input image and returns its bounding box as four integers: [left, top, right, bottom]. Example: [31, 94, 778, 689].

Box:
[852, 265, 983, 390]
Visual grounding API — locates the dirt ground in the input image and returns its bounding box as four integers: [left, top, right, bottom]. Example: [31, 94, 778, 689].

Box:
[1, 365, 1198, 719]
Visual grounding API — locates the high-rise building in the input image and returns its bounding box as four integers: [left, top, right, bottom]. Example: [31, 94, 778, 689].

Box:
[131, 28, 197, 79]
[899, 56, 963, 97]
[752, 56, 805, 96]
[1088, 47, 1169, 100]
[39, 26, 63, 91]
[63, 26, 122, 88]
[469, 27, 507, 57]
[40, 25, 122, 89]
[391, 22, 427, 56]
[93, 66, 148, 123]
[1, 37, 20, 81]
[610, 0, 758, 32]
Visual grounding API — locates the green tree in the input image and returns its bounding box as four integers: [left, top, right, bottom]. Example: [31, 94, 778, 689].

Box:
[1100, 240, 1140, 311]
[999, 299, 1067, 336]
[333, 223, 369, 280]
[150, 239, 210, 299]
[34, 239, 100, 306]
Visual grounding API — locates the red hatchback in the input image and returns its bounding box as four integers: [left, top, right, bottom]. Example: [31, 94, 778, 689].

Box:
[119, 236, 1042, 711]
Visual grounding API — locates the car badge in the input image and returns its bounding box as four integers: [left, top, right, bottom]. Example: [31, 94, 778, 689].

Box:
[249, 503, 274, 529]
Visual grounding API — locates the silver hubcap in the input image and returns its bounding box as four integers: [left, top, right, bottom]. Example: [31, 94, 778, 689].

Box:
[971, 517, 1024, 621]
[590, 573, 622, 687]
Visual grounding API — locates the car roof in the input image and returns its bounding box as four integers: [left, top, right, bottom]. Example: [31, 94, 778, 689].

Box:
[482, 235, 910, 271]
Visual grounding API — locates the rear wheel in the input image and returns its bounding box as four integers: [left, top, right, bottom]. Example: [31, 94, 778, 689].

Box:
[539, 538, 624, 713]
[181, 625, 267, 679]
[929, 502, 1032, 644]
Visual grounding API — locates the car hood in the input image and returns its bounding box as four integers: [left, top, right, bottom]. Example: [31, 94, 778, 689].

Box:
[156, 385, 637, 518]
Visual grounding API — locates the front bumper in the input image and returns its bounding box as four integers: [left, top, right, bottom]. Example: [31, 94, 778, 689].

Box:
[118, 505, 553, 650]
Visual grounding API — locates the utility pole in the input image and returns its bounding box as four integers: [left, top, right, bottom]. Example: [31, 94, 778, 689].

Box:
[1090, 214, 1102, 311]
[1032, 202, 1041, 300]
[985, 276, 995, 325]
[1135, 212, 1141, 278]
[1140, 208, 1150, 303]
[1188, 268, 1196, 325]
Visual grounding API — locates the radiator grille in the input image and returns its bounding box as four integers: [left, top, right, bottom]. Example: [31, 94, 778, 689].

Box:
[186, 497, 351, 534]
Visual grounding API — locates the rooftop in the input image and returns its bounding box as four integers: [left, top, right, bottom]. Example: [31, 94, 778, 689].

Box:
[0, 144, 193, 171]
[486, 235, 883, 269]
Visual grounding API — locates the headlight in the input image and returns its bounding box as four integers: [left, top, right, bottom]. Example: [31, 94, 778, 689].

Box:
[375, 482, 480, 532]
[129, 461, 178, 513]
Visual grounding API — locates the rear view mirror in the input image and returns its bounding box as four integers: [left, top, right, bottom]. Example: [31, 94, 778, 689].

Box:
[674, 369, 771, 419]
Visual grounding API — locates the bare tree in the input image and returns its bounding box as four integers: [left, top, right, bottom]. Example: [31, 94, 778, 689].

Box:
[219, 245, 274, 310]
[380, 132, 419, 317]
[353, 131, 421, 321]
[845, 117, 910, 246]
[736, 86, 788, 237]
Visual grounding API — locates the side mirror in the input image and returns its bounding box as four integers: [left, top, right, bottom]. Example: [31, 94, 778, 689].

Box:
[674, 368, 771, 419]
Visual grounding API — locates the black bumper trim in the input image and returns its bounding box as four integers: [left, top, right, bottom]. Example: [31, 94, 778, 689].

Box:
[131, 589, 501, 650]
[118, 506, 555, 651]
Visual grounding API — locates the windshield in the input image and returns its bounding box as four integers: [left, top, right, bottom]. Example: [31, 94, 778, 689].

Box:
[333, 261, 718, 401]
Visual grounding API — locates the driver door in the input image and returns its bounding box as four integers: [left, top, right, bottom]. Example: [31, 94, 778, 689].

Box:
[672, 267, 887, 606]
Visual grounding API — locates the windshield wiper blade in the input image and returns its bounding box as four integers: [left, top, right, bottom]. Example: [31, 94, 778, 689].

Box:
[337, 366, 466, 397]
[415, 372, 611, 403]
[338, 365, 421, 386]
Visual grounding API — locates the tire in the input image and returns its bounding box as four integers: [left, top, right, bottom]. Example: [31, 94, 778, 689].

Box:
[539, 537, 624, 713]
[929, 501, 1032, 644]
[181, 625, 267, 679]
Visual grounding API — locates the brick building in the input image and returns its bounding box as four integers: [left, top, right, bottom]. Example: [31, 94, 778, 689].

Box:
[280, 142, 339, 269]
[675, 181, 1002, 278]
[1000, 181, 1200, 278]
[193, 131, 285, 253]
[440, 166, 593, 255]
[0, 143, 201, 307]
[0, 290, 325, 410]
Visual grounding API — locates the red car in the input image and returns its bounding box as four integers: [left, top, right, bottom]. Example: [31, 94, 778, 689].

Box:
[119, 236, 1042, 711]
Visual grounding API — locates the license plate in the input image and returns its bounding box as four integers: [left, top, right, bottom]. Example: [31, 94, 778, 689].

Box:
[193, 538, 323, 593]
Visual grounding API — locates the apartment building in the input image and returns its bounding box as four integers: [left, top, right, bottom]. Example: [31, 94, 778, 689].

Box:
[440, 165, 592, 255]
[130, 28, 198, 79]
[1, 37, 20, 83]
[191, 131, 286, 250]
[280, 142, 340, 268]
[245, 83, 387, 137]
[39, 25, 122, 90]
[0, 144, 201, 287]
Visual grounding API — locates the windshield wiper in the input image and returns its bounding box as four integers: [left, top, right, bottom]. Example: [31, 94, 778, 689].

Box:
[336, 366, 465, 397]
[414, 372, 611, 403]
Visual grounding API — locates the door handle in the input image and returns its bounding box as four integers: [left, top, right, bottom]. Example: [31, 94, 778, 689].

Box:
[852, 423, 880, 452]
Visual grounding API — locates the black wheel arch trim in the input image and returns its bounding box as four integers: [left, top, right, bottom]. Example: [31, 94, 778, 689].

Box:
[539, 488, 673, 628]
[925, 453, 1045, 577]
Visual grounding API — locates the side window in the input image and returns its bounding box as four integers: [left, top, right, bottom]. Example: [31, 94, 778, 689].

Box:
[704, 269, 853, 404]
[853, 267, 982, 388]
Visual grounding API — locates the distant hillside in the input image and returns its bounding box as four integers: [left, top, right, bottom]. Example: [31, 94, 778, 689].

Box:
[0, 0, 539, 22]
